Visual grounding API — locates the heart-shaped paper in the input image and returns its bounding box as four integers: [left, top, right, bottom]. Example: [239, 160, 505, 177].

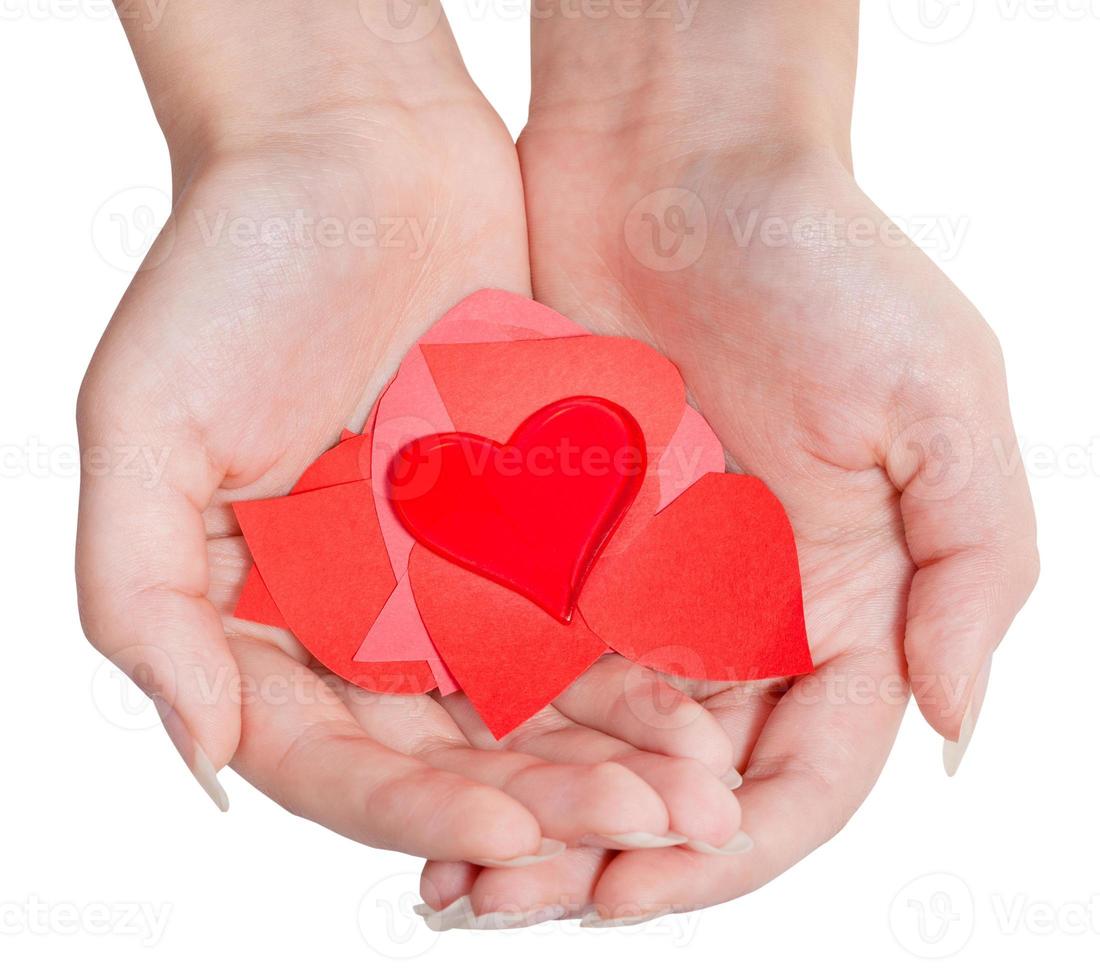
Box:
[232, 291, 814, 734]
[409, 544, 607, 738]
[408, 471, 811, 736]
[389, 396, 646, 622]
[232, 480, 440, 692]
[580, 473, 813, 680]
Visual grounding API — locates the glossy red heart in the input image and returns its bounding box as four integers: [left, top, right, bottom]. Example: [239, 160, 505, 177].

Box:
[388, 397, 646, 622]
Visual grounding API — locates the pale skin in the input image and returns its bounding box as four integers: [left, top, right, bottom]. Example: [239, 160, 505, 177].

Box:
[79, 1, 1037, 926]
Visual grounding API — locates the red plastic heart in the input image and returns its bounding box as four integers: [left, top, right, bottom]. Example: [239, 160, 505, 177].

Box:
[388, 396, 646, 622]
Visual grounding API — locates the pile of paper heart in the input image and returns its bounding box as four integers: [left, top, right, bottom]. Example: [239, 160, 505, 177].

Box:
[234, 290, 812, 738]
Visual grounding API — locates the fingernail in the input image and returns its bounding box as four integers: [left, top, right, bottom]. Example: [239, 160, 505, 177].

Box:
[684, 830, 754, 856]
[457, 905, 566, 931]
[152, 695, 229, 812]
[578, 831, 688, 850]
[474, 837, 566, 868]
[417, 897, 566, 931]
[419, 896, 474, 931]
[943, 659, 992, 777]
[720, 768, 743, 789]
[581, 906, 674, 929]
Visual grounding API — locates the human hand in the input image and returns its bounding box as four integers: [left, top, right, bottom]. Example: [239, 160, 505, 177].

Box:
[78, 3, 742, 866]
[417, 0, 1037, 924]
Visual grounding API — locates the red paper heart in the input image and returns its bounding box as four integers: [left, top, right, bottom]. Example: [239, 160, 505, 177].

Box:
[389, 396, 646, 622]
[409, 544, 607, 738]
[580, 473, 813, 681]
[232, 481, 440, 692]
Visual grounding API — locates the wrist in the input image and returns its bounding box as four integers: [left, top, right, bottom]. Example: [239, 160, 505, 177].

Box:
[527, 0, 858, 163]
[117, 1, 473, 179]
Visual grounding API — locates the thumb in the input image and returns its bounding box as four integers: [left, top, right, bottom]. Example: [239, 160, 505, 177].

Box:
[77, 385, 241, 810]
[884, 330, 1038, 773]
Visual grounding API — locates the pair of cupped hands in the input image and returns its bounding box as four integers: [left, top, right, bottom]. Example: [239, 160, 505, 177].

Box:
[77, 8, 1037, 930]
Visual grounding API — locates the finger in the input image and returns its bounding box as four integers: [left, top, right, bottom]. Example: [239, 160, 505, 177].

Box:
[414, 683, 763, 921]
[700, 678, 789, 773]
[337, 684, 676, 846]
[443, 695, 742, 848]
[228, 637, 553, 865]
[77, 395, 240, 807]
[583, 648, 909, 921]
[611, 751, 742, 851]
[419, 652, 879, 923]
[418, 861, 481, 912]
[551, 654, 736, 777]
[883, 328, 1039, 748]
[420, 847, 608, 924]
[207, 534, 313, 666]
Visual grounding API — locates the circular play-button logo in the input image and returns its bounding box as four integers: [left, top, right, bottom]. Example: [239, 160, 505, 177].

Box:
[889, 0, 975, 44]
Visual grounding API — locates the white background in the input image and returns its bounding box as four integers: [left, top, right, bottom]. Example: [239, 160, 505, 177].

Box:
[2, 0, 1098, 975]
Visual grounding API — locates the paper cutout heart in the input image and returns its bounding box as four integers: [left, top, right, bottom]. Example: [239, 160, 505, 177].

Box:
[235, 431, 374, 629]
[389, 397, 646, 623]
[409, 544, 607, 738]
[232, 481, 408, 686]
[580, 473, 813, 680]
[232, 290, 814, 735]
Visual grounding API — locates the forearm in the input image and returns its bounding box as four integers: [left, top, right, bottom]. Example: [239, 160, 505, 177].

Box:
[529, 0, 859, 160]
